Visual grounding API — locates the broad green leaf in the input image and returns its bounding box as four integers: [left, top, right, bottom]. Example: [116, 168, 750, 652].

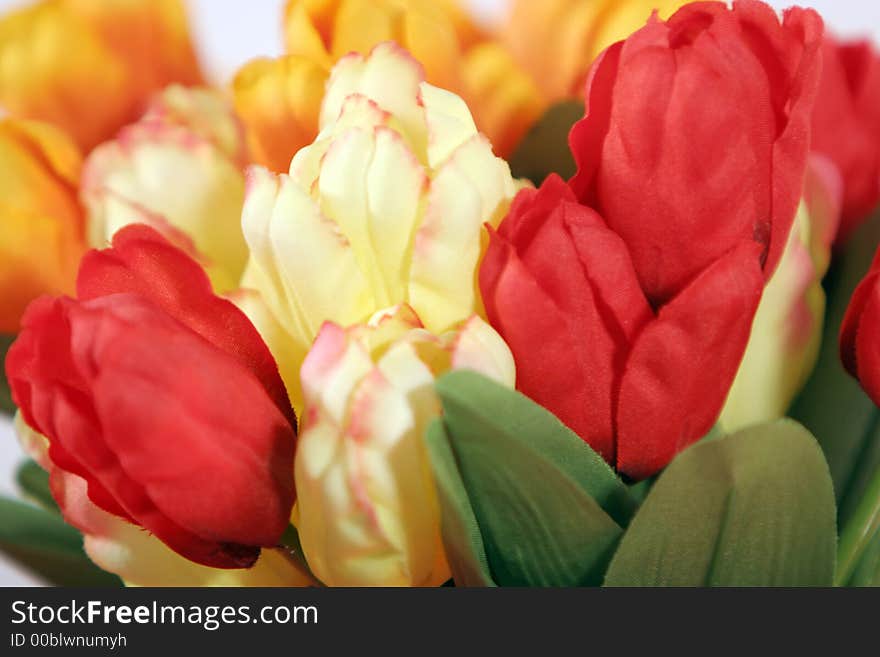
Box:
[791, 211, 880, 508]
[508, 100, 581, 185]
[1, 333, 15, 415]
[16, 460, 57, 511]
[425, 420, 495, 587]
[433, 371, 635, 587]
[0, 496, 121, 586]
[604, 420, 837, 587]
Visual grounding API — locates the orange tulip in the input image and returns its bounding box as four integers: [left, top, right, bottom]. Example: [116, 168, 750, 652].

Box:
[503, 0, 684, 101]
[461, 42, 546, 159]
[232, 55, 328, 173]
[0, 0, 202, 151]
[283, 0, 467, 92]
[0, 119, 85, 333]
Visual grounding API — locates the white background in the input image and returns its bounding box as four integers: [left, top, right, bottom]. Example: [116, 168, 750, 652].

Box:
[0, 0, 877, 585]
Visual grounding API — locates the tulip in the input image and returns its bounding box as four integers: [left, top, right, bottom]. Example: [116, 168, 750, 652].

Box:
[0, 119, 86, 333]
[503, 0, 684, 102]
[6, 225, 297, 569]
[811, 35, 880, 243]
[721, 157, 842, 431]
[569, 1, 822, 307]
[15, 413, 312, 587]
[279, 1, 539, 159]
[460, 43, 546, 158]
[240, 43, 519, 411]
[283, 0, 470, 93]
[481, 2, 822, 479]
[294, 304, 515, 586]
[82, 86, 249, 293]
[0, 0, 202, 151]
[232, 55, 328, 173]
[841, 244, 880, 407]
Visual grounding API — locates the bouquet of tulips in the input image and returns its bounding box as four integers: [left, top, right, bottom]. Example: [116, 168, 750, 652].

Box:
[0, 0, 878, 588]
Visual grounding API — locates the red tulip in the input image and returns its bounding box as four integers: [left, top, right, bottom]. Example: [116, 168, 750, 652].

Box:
[840, 249, 880, 406]
[481, 1, 822, 479]
[569, 0, 822, 306]
[6, 225, 296, 569]
[811, 35, 880, 243]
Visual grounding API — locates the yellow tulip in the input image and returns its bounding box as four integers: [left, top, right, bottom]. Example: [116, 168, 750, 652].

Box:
[283, 0, 468, 92]
[294, 305, 514, 586]
[14, 413, 313, 587]
[0, 119, 85, 333]
[0, 0, 202, 151]
[82, 86, 248, 293]
[232, 55, 328, 173]
[720, 158, 841, 431]
[503, 0, 684, 101]
[239, 43, 519, 410]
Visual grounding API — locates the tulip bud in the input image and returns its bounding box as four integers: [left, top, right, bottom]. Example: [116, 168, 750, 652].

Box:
[82, 86, 248, 293]
[240, 43, 519, 411]
[503, 0, 684, 102]
[0, 0, 202, 151]
[0, 119, 85, 333]
[811, 35, 880, 243]
[460, 42, 546, 158]
[14, 412, 311, 586]
[283, 0, 468, 92]
[482, 2, 823, 479]
[232, 55, 328, 173]
[840, 243, 880, 407]
[294, 305, 514, 586]
[5, 225, 297, 570]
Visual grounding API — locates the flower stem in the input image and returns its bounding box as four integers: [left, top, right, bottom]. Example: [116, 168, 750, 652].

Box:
[835, 464, 880, 586]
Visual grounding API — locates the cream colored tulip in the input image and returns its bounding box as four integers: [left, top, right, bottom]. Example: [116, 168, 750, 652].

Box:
[240, 42, 519, 410]
[293, 304, 514, 586]
[82, 86, 248, 293]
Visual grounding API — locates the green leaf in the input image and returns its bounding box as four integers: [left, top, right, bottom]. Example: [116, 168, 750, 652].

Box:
[604, 420, 837, 587]
[508, 100, 582, 185]
[425, 420, 495, 587]
[847, 531, 880, 587]
[836, 464, 880, 586]
[0, 496, 122, 586]
[16, 460, 57, 511]
[279, 523, 322, 585]
[1, 333, 15, 415]
[791, 211, 880, 511]
[432, 370, 635, 587]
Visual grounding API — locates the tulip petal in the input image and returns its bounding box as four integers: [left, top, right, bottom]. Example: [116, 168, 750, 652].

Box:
[450, 316, 516, 388]
[297, 341, 445, 586]
[408, 151, 483, 333]
[242, 167, 374, 342]
[77, 225, 295, 427]
[82, 122, 247, 293]
[232, 55, 327, 173]
[0, 3, 129, 150]
[461, 43, 546, 159]
[480, 232, 616, 462]
[852, 283, 880, 405]
[616, 241, 764, 479]
[54, 466, 311, 586]
[320, 43, 427, 156]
